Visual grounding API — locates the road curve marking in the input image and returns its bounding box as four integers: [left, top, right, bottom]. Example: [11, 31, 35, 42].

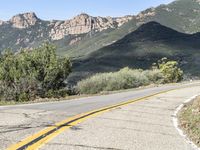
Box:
[7, 87, 185, 150]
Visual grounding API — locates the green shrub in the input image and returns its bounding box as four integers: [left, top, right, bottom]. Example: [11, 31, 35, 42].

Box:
[143, 69, 164, 84]
[0, 43, 71, 101]
[77, 57, 184, 95]
[45, 89, 68, 98]
[77, 67, 163, 94]
[105, 68, 149, 91]
[17, 92, 30, 102]
[157, 58, 183, 83]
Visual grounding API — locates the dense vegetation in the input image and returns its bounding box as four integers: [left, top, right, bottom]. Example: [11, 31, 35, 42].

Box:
[0, 41, 183, 102]
[154, 57, 183, 83]
[69, 21, 200, 84]
[77, 58, 183, 94]
[0, 44, 71, 102]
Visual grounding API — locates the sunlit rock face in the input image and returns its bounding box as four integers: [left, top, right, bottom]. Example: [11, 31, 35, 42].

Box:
[10, 12, 39, 28]
[49, 13, 134, 40]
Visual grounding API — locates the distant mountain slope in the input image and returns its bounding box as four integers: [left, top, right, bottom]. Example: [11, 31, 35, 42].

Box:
[0, 12, 133, 52]
[68, 22, 200, 84]
[1, 0, 200, 84]
[1, 0, 200, 58]
[135, 0, 200, 34]
[62, 0, 200, 59]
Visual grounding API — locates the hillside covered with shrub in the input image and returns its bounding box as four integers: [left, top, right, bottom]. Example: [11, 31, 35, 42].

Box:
[77, 58, 183, 94]
[69, 21, 200, 84]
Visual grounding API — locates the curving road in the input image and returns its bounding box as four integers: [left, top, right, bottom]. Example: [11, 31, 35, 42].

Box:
[40, 84, 200, 150]
[1, 82, 200, 150]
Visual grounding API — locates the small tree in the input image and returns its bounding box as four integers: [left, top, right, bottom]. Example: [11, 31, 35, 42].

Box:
[30, 43, 71, 96]
[157, 57, 183, 83]
[0, 43, 71, 101]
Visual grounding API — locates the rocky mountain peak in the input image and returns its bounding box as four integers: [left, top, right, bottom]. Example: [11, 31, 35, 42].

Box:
[137, 21, 162, 30]
[10, 12, 39, 28]
[136, 7, 156, 20]
[76, 13, 90, 18]
[71, 13, 90, 22]
[122, 21, 188, 42]
[49, 13, 134, 40]
[0, 20, 4, 25]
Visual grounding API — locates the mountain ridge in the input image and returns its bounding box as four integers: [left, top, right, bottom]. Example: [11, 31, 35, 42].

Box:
[59, 0, 200, 59]
[2, 0, 200, 53]
[0, 12, 134, 39]
[2, 0, 200, 84]
[68, 21, 200, 84]
[0, 12, 135, 52]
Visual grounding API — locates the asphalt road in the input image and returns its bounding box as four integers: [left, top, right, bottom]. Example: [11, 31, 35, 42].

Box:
[1, 82, 200, 149]
[41, 84, 200, 150]
[1, 83, 198, 113]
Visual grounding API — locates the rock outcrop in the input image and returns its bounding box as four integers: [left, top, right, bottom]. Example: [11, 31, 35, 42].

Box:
[0, 12, 134, 41]
[49, 13, 134, 40]
[136, 7, 156, 20]
[9, 12, 39, 28]
[0, 12, 135, 50]
[0, 20, 4, 25]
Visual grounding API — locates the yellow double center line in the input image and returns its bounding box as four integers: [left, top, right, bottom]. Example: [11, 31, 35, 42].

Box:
[7, 88, 177, 150]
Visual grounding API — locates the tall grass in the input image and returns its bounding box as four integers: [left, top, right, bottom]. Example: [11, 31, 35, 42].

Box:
[77, 67, 164, 94]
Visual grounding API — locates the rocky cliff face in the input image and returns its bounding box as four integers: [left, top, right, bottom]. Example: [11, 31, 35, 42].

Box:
[0, 20, 5, 25]
[0, 12, 134, 41]
[49, 13, 93, 40]
[49, 13, 134, 40]
[9, 12, 39, 28]
[0, 12, 134, 51]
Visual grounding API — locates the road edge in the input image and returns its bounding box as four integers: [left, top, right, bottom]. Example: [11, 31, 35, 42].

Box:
[172, 95, 200, 150]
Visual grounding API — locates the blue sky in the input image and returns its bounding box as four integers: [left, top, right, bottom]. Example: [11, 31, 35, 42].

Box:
[0, 0, 174, 21]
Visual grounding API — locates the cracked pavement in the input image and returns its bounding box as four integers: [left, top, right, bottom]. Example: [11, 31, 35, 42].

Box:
[0, 109, 74, 150]
[40, 86, 200, 150]
[1, 82, 200, 150]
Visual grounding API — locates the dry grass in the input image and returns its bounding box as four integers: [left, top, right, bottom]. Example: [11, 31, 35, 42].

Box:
[179, 96, 200, 147]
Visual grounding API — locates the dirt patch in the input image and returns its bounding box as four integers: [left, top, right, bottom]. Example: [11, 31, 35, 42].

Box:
[178, 96, 200, 147]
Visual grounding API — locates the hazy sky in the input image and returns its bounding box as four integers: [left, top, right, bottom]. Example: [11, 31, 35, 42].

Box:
[0, 0, 174, 21]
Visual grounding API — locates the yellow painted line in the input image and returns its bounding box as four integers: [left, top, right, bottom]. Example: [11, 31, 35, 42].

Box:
[7, 88, 180, 150]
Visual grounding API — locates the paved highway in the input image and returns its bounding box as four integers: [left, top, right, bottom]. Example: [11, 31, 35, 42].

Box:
[41, 84, 200, 150]
[0, 82, 200, 149]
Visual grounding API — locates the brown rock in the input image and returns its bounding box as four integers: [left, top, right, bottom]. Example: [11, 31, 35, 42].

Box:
[49, 13, 134, 40]
[10, 12, 39, 28]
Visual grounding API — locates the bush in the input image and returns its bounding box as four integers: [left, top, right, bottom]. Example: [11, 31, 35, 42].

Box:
[0, 43, 71, 101]
[156, 58, 183, 83]
[77, 58, 184, 94]
[77, 67, 163, 94]
[143, 69, 164, 84]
